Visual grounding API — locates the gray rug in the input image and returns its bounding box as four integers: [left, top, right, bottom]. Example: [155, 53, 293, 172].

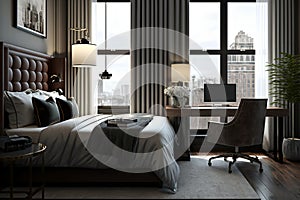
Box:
[8, 156, 260, 199]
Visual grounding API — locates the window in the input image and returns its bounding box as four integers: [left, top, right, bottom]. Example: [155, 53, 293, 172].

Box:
[190, 2, 221, 107]
[190, 3, 220, 50]
[97, 55, 130, 106]
[190, 0, 266, 129]
[228, 3, 256, 50]
[190, 0, 257, 100]
[92, 1, 130, 107]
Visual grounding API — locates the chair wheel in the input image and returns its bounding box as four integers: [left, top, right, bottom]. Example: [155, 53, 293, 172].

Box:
[259, 168, 263, 173]
[228, 169, 232, 173]
[208, 162, 212, 166]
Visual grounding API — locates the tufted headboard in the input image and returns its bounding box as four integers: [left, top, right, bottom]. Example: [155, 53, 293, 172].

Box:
[0, 42, 53, 133]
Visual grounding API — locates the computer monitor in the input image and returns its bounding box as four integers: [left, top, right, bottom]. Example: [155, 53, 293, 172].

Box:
[204, 84, 236, 103]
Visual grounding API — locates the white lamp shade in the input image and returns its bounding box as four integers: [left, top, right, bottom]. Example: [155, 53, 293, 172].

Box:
[171, 64, 190, 82]
[72, 44, 97, 67]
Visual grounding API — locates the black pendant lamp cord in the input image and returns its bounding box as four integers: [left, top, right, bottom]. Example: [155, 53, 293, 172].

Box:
[100, 2, 112, 79]
[105, 1, 107, 71]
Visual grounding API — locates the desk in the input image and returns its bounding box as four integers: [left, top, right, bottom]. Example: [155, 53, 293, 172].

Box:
[166, 106, 288, 162]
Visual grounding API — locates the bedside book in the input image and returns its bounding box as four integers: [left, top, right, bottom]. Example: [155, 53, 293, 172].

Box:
[0, 135, 32, 152]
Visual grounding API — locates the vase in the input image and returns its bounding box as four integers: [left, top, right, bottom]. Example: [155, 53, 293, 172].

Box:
[282, 138, 300, 161]
[171, 96, 187, 108]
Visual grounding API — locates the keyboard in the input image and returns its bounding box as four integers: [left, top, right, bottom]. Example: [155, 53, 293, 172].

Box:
[198, 103, 238, 107]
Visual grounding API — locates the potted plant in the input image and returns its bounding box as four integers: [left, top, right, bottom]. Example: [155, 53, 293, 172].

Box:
[267, 52, 300, 161]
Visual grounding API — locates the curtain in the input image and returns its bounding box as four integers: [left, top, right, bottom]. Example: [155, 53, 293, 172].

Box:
[67, 0, 97, 116]
[269, 0, 296, 141]
[296, 1, 300, 139]
[256, 0, 270, 150]
[131, 0, 189, 116]
[259, 0, 297, 150]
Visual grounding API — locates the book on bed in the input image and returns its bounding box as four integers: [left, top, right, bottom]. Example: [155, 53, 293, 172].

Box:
[107, 118, 138, 127]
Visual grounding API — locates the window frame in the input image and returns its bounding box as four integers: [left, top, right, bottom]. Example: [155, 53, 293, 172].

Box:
[190, 0, 256, 84]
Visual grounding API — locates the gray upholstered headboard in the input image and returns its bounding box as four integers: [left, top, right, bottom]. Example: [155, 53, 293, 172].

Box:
[0, 42, 53, 133]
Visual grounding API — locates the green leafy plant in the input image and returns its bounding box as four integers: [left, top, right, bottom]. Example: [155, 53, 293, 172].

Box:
[267, 52, 300, 140]
[267, 52, 300, 107]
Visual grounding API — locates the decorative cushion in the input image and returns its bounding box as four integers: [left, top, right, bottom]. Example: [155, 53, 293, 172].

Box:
[56, 97, 79, 121]
[32, 97, 60, 127]
[4, 91, 35, 128]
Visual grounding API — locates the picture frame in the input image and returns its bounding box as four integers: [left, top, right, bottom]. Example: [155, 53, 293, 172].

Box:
[16, 0, 47, 38]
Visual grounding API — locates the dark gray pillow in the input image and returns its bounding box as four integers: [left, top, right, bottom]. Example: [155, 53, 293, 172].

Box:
[56, 97, 79, 121]
[32, 97, 60, 127]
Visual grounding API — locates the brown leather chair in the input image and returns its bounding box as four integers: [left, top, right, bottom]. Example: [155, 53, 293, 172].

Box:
[206, 98, 268, 173]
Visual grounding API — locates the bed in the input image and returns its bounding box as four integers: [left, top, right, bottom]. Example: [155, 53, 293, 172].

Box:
[0, 42, 180, 193]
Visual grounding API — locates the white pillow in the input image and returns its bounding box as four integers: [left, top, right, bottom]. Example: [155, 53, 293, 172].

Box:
[4, 90, 67, 128]
[4, 91, 36, 128]
[37, 89, 67, 101]
[4, 90, 49, 128]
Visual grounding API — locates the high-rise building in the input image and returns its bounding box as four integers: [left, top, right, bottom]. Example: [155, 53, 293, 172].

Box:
[229, 30, 254, 50]
[228, 30, 255, 103]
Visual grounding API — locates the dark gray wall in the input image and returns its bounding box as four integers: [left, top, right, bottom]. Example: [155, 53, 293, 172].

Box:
[0, 0, 67, 56]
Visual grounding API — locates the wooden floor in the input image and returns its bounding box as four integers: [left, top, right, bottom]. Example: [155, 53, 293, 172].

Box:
[193, 152, 300, 200]
[1, 152, 299, 200]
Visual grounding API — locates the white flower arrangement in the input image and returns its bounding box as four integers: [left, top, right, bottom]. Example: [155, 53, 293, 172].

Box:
[164, 86, 190, 98]
[164, 86, 190, 107]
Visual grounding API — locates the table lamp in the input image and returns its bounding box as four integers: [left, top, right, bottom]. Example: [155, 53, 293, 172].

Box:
[171, 63, 190, 86]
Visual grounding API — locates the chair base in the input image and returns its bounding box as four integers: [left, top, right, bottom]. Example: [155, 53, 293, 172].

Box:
[208, 153, 263, 173]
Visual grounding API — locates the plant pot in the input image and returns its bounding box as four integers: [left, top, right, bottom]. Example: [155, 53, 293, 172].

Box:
[282, 138, 300, 161]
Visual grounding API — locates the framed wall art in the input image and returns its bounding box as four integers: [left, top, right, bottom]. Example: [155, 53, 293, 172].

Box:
[16, 0, 47, 38]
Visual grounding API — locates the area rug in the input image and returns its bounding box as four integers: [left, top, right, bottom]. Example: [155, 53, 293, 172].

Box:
[8, 156, 260, 199]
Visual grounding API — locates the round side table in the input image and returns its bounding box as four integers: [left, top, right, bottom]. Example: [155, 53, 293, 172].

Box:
[0, 143, 46, 200]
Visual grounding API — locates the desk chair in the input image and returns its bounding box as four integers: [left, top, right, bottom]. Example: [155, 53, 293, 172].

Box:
[206, 98, 267, 173]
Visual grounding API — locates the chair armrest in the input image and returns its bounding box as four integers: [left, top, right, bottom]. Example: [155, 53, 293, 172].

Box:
[205, 121, 225, 144]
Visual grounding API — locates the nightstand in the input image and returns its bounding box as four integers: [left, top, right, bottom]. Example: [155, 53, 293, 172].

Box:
[0, 143, 46, 200]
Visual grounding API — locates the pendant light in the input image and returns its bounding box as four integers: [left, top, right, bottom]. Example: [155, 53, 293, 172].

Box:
[100, 2, 112, 79]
